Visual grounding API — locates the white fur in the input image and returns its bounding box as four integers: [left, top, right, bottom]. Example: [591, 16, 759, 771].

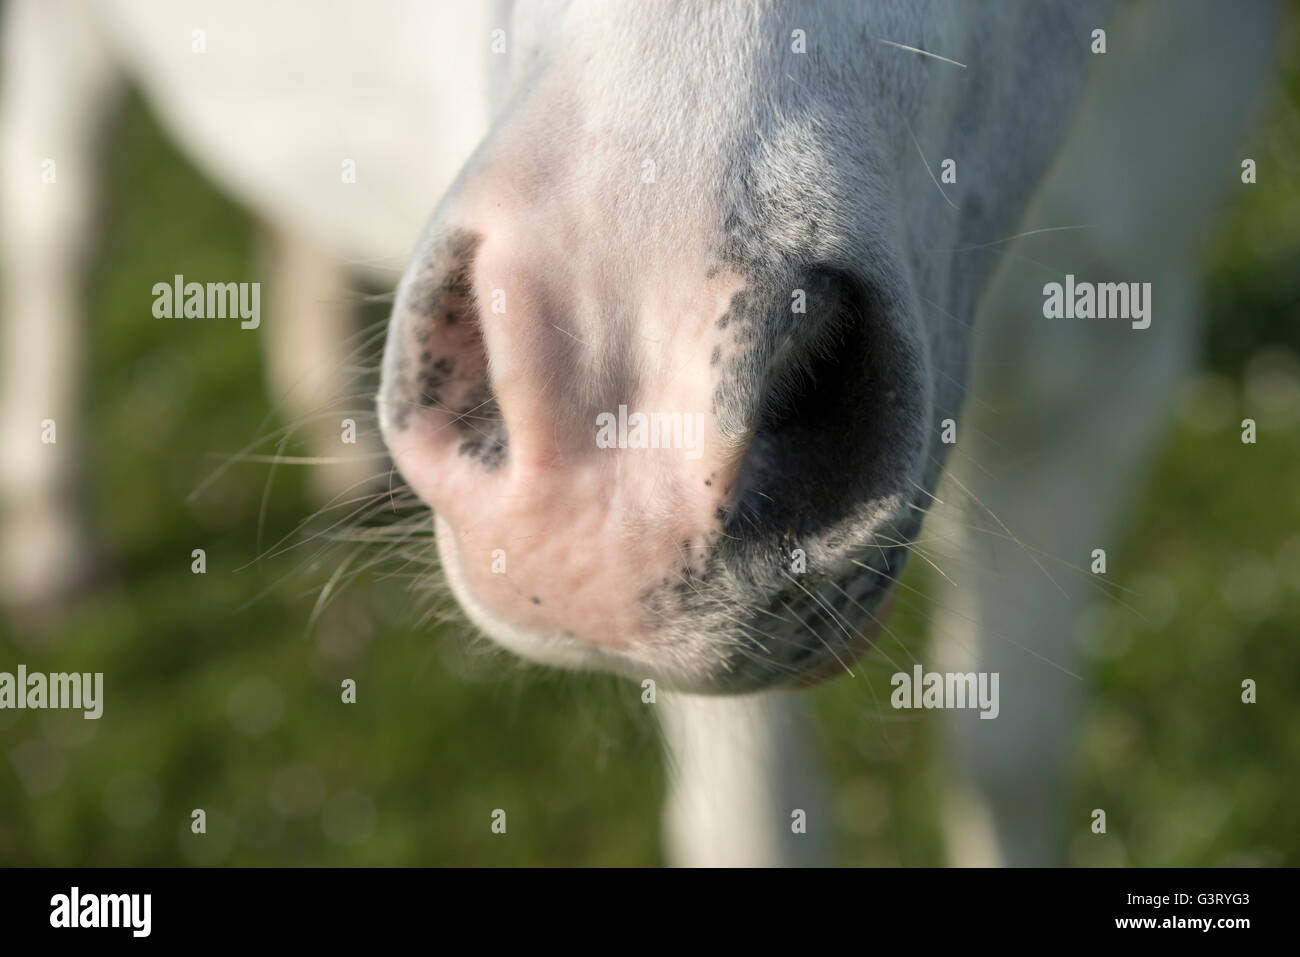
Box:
[658, 690, 826, 867]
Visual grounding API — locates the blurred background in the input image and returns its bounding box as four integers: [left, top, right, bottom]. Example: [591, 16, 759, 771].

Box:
[1, 5, 1298, 866]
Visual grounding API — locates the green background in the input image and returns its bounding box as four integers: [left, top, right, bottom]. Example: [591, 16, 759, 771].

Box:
[2, 14, 1298, 867]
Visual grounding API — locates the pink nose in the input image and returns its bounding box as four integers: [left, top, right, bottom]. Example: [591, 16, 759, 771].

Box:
[379, 227, 744, 655]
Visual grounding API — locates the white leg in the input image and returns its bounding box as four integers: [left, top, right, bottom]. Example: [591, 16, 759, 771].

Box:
[261, 226, 382, 505]
[0, 0, 120, 610]
[931, 287, 1195, 865]
[933, 0, 1279, 865]
[657, 690, 826, 867]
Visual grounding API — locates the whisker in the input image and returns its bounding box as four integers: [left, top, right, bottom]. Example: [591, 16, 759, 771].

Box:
[904, 116, 958, 210]
[871, 36, 967, 69]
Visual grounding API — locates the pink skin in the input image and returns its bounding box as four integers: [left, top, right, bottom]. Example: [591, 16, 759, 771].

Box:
[385, 231, 748, 657]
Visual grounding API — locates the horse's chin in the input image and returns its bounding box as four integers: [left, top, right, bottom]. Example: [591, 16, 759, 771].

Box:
[792, 589, 897, 689]
[436, 508, 899, 693]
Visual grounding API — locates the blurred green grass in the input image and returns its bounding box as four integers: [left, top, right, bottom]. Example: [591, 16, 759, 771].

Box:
[2, 36, 1298, 864]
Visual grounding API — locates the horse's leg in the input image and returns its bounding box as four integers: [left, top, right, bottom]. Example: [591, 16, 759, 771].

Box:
[931, 274, 1197, 865]
[933, 0, 1279, 865]
[0, 0, 120, 612]
[261, 226, 383, 506]
[657, 690, 826, 866]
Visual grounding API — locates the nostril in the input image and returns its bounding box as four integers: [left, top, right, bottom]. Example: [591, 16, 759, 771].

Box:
[753, 268, 854, 428]
[405, 231, 479, 333]
[382, 229, 509, 470]
[727, 270, 923, 540]
[453, 381, 508, 471]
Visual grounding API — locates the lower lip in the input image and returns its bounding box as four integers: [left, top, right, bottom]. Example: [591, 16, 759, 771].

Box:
[792, 588, 897, 689]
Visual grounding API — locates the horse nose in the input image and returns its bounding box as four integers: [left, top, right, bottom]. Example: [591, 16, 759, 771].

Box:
[378, 225, 742, 655]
